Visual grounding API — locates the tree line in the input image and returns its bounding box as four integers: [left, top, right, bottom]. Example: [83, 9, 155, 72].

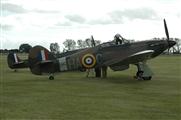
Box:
[50, 38, 101, 54]
[0, 37, 181, 54]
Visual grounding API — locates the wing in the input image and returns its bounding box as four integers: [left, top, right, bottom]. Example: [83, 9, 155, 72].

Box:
[104, 50, 154, 66]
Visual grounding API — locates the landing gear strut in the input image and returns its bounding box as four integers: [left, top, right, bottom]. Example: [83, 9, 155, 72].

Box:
[95, 67, 101, 77]
[135, 62, 153, 80]
[95, 66, 108, 78]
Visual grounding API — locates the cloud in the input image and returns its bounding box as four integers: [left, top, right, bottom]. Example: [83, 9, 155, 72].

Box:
[65, 14, 86, 23]
[88, 19, 113, 25]
[32, 9, 60, 14]
[55, 22, 72, 27]
[0, 24, 14, 31]
[86, 8, 158, 25]
[109, 8, 158, 23]
[1, 3, 28, 14]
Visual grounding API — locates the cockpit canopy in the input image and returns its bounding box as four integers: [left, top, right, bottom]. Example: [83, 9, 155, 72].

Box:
[99, 39, 133, 48]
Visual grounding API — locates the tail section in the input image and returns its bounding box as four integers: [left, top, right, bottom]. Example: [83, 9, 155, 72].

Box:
[28, 45, 58, 75]
[7, 52, 29, 69]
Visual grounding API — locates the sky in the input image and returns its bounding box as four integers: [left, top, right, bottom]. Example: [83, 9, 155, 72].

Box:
[1, 0, 181, 50]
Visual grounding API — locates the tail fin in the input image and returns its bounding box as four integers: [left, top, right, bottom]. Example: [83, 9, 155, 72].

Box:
[28, 45, 58, 75]
[7, 52, 29, 69]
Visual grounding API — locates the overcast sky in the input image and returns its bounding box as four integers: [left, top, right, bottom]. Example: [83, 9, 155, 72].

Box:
[1, 0, 181, 50]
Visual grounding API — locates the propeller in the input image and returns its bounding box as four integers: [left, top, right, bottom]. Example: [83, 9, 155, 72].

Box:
[164, 19, 170, 53]
[164, 19, 169, 41]
[163, 19, 176, 54]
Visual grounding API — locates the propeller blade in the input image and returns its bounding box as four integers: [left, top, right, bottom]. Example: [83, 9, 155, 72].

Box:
[163, 19, 176, 54]
[164, 19, 169, 40]
[91, 35, 96, 47]
[164, 19, 170, 54]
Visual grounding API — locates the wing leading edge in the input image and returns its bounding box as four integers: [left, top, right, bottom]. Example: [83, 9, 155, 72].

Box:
[106, 50, 154, 67]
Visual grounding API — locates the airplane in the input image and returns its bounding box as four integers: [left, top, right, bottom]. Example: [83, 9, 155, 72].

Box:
[26, 19, 176, 80]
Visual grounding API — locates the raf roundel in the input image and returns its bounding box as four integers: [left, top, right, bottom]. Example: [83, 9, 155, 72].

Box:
[81, 54, 96, 68]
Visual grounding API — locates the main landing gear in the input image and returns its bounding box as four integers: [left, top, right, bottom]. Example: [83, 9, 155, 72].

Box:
[95, 66, 108, 78]
[135, 62, 153, 80]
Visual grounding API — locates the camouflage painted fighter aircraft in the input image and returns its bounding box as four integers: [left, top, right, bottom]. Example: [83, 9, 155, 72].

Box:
[25, 19, 176, 80]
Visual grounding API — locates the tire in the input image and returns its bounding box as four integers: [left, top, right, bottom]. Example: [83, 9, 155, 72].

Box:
[136, 71, 143, 77]
[49, 75, 54, 80]
[143, 76, 152, 80]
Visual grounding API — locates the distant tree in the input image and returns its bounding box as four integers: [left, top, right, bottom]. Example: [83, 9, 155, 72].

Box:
[173, 38, 181, 53]
[85, 38, 101, 47]
[85, 38, 92, 47]
[77, 38, 101, 49]
[77, 39, 87, 49]
[19, 43, 32, 53]
[50, 42, 60, 54]
[9, 49, 19, 53]
[63, 39, 76, 50]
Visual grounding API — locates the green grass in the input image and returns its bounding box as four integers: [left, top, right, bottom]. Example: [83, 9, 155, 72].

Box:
[0, 54, 181, 120]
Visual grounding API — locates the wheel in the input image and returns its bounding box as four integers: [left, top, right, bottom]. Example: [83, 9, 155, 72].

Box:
[136, 71, 144, 80]
[136, 71, 143, 77]
[142, 76, 152, 80]
[49, 75, 54, 80]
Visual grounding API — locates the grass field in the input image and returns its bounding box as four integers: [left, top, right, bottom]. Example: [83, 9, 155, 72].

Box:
[0, 54, 181, 120]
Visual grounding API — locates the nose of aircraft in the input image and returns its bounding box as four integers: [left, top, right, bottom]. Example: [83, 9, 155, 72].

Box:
[168, 40, 176, 48]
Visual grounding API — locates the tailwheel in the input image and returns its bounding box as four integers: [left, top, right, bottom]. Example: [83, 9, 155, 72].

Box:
[49, 75, 54, 80]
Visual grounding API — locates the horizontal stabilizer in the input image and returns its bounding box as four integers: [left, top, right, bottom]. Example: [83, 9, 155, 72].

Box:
[7, 52, 29, 69]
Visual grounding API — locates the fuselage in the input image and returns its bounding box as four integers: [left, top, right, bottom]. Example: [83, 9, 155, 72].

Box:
[55, 39, 175, 72]
[28, 39, 176, 75]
